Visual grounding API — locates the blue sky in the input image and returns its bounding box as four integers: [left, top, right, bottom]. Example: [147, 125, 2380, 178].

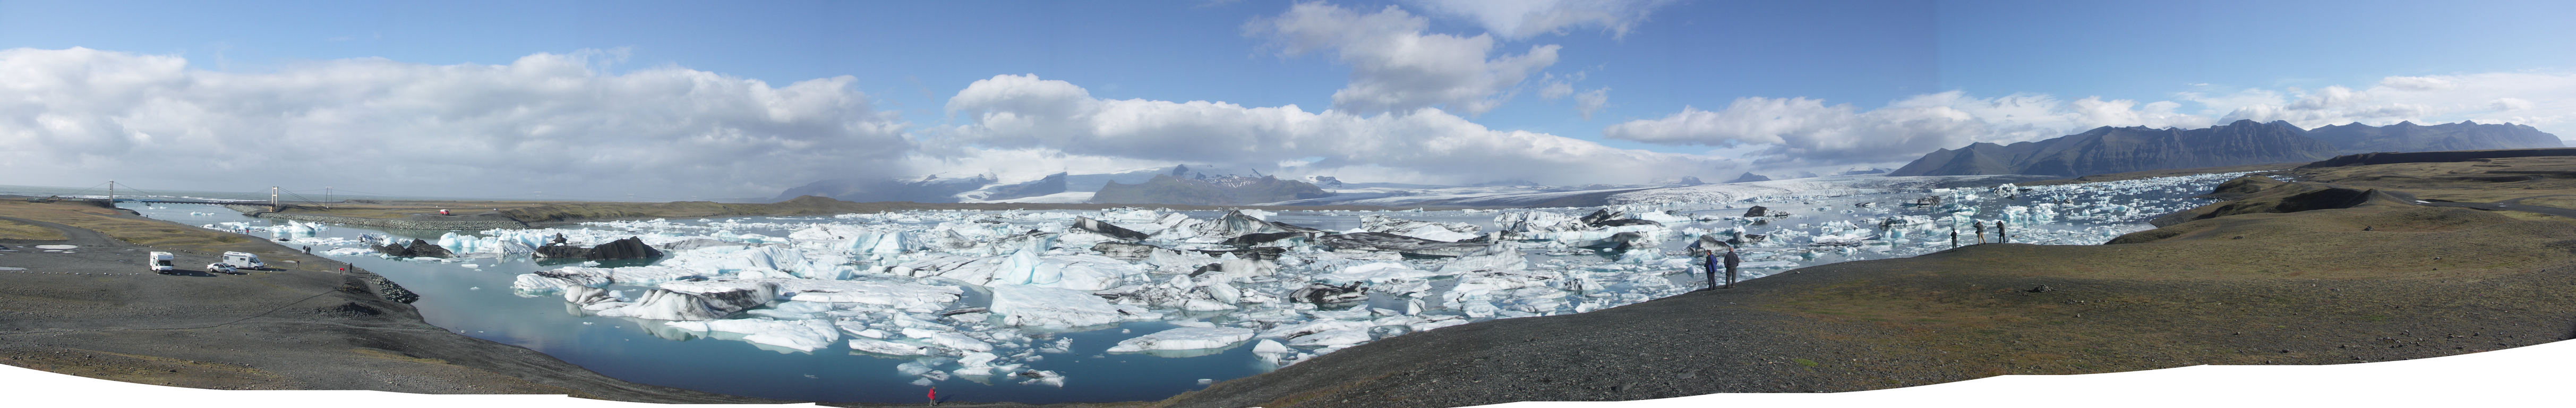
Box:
[3, 0, 2572, 198]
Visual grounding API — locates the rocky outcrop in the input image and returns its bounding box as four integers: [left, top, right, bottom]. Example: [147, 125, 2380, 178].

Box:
[536, 236, 664, 260]
[2305, 121, 2563, 155]
[1890, 120, 2337, 177]
[588, 237, 662, 260]
[1726, 172, 1772, 183]
[1314, 232, 1493, 257]
[1743, 206, 1774, 217]
[1071, 216, 1149, 241]
[374, 239, 453, 258]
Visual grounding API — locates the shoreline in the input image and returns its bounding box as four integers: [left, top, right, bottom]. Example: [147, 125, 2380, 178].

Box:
[0, 200, 797, 404]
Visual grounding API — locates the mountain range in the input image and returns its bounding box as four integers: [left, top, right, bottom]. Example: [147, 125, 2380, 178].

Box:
[1888, 120, 2561, 177]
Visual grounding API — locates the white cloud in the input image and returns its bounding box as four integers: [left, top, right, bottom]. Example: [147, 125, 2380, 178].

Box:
[2377, 75, 2458, 91]
[1602, 91, 2215, 166]
[1408, 0, 1678, 39]
[1609, 71, 2576, 171]
[1573, 87, 1609, 120]
[0, 47, 911, 199]
[940, 74, 1736, 185]
[1539, 81, 1573, 99]
[2203, 72, 2576, 128]
[1247, 2, 1560, 116]
[2493, 98, 2535, 111]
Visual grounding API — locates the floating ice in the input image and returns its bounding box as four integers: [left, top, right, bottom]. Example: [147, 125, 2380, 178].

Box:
[664, 318, 840, 352]
[989, 285, 1164, 328]
[475, 171, 2250, 381]
[1105, 327, 1256, 353]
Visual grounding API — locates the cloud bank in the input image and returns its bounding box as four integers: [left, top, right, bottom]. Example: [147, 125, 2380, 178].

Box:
[1408, 0, 1678, 39]
[1607, 72, 2576, 168]
[1248, 2, 1560, 116]
[938, 74, 1735, 185]
[0, 47, 911, 199]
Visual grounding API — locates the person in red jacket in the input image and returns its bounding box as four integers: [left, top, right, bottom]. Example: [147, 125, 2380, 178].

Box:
[928, 387, 938, 405]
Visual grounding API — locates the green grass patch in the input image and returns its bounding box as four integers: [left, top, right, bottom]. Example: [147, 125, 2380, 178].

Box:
[1792, 358, 1820, 367]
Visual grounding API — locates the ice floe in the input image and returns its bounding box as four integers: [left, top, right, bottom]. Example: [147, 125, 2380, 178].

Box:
[264, 172, 2256, 389]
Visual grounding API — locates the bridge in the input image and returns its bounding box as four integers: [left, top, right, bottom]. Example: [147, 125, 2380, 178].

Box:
[36, 181, 339, 212]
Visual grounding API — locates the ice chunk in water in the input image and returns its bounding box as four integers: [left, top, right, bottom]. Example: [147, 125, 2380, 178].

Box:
[901, 327, 995, 352]
[1310, 262, 1446, 283]
[1284, 328, 1371, 347]
[663, 318, 840, 352]
[771, 279, 963, 310]
[1105, 327, 1256, 352]
[1251, 339, 1291, 364]
[988, 285, 1165, 328]
[849, 338, 930, 356]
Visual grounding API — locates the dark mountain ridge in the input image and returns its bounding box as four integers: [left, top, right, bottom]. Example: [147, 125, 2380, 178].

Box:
[2305, 120, 2561, 154]
[1888, 120, 2560, 177]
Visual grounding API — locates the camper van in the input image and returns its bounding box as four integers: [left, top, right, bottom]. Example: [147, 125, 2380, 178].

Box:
[222, 251, 266, 270]
[148, 252, 175, 274]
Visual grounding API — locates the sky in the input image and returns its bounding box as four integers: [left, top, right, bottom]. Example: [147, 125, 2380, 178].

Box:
[2, 0, 2572, 200]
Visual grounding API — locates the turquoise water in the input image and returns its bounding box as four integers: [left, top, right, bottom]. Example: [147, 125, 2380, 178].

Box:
[122, 204, 1261, 404]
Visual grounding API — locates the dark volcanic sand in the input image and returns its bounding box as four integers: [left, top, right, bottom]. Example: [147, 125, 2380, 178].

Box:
[1160, 161, 2576, 408]
[0, 211, 785, 404]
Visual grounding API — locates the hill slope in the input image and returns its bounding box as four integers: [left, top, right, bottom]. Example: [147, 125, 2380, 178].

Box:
[2306, 121, 2563, 154]
[1890, 120, 2335, 177]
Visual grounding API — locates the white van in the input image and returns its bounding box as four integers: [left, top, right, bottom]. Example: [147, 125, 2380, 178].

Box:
[222, 251, 266, 270]
[149, 252, 175, 274]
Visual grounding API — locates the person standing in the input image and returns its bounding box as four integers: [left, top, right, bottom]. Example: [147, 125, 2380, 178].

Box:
[1997, 221, 2008, 244]
[1973, 222, 1987, 244]
[1949, 228, 1959, 248]
[1722, 243, 1740, 289]
[928, 387, 938, 405]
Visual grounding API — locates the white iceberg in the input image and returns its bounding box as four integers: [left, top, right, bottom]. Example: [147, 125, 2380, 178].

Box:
[1105, 327, 1256, 352]
[988, 284, 1164, 328]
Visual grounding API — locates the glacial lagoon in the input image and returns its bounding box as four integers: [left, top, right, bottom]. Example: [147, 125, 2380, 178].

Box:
[114, 172, 2247, 404]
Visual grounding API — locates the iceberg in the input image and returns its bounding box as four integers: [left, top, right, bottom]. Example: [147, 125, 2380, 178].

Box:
[850, 338, 932, 356]
[1310, 262, 1445, 283]
[988, 285, 1164, 328]
[664, 318, 840, 352]
[901, 327, 996, 353]
[1105, 327, 1256, 353]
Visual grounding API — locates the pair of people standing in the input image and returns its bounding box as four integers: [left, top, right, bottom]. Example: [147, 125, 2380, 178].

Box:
[1692, 235, 1738, 290]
